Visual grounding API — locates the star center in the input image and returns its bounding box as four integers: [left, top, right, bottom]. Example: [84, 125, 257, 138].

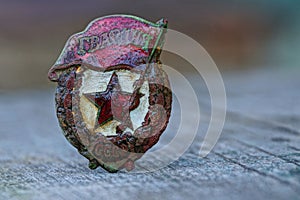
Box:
[83, 72, 144, 132]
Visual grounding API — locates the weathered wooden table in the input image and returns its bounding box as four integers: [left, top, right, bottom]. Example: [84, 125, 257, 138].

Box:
[0, 68, 299, 200]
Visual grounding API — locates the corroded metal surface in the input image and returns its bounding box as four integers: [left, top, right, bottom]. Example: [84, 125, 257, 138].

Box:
[48, 15, 172, 172]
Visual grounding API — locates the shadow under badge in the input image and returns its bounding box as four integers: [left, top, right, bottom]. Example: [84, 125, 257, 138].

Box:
[48, 15, 172, 172]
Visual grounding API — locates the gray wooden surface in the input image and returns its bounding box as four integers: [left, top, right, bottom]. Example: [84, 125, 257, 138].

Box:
[0, 68, 299, 200]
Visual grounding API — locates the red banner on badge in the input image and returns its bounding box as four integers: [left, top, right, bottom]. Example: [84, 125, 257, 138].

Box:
[48, 15, 167, 81]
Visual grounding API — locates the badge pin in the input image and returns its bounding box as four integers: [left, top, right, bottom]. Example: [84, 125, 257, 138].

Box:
[48, 15, 172, 172]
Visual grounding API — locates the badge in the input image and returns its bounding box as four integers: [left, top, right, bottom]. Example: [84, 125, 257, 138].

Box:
[48, 15, 172, 172]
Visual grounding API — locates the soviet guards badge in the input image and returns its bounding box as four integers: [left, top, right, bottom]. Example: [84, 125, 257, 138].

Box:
[48, 15, 172, 172]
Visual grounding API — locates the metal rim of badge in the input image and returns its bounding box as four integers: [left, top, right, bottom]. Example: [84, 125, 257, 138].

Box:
[48, 14, 227, 173]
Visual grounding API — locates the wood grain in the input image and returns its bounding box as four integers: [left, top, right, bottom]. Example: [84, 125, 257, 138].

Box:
[0, 69, 299, 200]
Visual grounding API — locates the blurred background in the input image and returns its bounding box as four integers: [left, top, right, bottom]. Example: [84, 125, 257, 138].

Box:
[0, 0, 299, 90]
